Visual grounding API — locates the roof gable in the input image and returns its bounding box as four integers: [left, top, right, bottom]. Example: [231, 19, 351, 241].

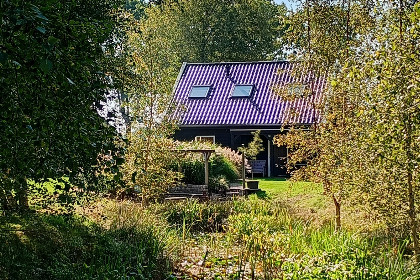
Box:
[172, 61, 324, 126]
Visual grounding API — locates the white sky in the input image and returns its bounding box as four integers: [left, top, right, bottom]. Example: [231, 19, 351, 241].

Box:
[274, 0, 298, 10]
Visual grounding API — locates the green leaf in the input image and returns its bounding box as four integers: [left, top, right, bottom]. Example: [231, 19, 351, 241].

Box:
[48, 36, 59, 45]
[31, 5, 49, 21]
[39, 59, 53, 73]
[36, 26, 46, 34]
[0, 52, 8, 64]
[12, 61, 21, 68]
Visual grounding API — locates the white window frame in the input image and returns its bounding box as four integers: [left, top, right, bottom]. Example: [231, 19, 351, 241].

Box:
[189, 85, 211, 98]
[231, 84, 254, 98]
[195, 136, 215, 144]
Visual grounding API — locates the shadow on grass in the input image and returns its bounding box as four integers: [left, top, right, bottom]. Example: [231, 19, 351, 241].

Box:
[0, 212, 173, 280]
[255, 190, 269, 199]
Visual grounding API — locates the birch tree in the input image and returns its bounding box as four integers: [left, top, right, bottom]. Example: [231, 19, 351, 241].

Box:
[118, 10, 180, 203]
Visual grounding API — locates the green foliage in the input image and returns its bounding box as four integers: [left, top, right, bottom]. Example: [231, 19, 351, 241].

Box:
[223, 196, 419, 279]
[275, 2, 420, 255]
[139, 0, 286, 65]
[210, 155, 239, 182]
[118, 9, 180, 203]
[215, 146, 248, 175]
[0, 212, 175, 279]
[158, 199, 233, 233]
[0, 0, 123, 210]
[208, 175, 230, 194]
[176, 157, 205, 185]
[238, 130, 265, 160]
[170, 143, 240, 193]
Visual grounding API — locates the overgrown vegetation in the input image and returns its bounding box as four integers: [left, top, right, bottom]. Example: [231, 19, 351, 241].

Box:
[274, 0, 420, 259]
[0, 211, 177, 279]
[1, 179, 419, 279]
[1, 0, 419, 278]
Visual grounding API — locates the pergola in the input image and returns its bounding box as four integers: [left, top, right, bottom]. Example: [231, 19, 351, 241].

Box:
[173, 149, 215, 185]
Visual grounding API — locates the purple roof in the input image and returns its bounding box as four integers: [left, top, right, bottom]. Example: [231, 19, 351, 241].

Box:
[173, 61, 324, 126]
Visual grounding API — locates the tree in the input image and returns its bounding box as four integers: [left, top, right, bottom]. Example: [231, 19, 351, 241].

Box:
[118, 10, 181, 204]
[276, 0, 420, 260]
[343, 0, 420, 260]
[0, 0, 123, 210]
[238, 130, 264, 160]
[274, 0, 372, 230]
[140, 0, 287, 64]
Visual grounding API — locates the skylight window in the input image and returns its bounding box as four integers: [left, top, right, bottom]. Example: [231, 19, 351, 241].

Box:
[231, 85, 254, 98]
[189, 85, 211, 98]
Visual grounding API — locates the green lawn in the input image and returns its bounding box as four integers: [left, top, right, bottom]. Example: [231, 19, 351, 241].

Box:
[256, 177, 320, 196]
[256, 177, 328, 212]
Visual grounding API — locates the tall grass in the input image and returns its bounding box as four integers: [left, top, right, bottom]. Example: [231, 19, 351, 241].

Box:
[0, 202, 180, 280]
[156, 199, 234, 233]
[3, 193, 417, 280]
[215, 195, 419, 280]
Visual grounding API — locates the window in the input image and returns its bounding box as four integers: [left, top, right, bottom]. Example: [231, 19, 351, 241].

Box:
[231, 84, 254, 97]
[189, 85, 211, 98]
[195, 136, 215, 144]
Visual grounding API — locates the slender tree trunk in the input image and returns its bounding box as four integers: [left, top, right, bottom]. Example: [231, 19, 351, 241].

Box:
[398, 0, 419, 262]
[407, 170, 419, 262]
[17, 177, 29, 211]
[332, 194, 341, 230]
[406, 121, 419, 262]
[0, 189, 16, 210]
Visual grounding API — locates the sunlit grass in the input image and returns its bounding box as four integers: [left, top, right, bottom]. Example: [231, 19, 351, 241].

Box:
[256, 177, 321, 196]
[256, 177, 327, 212]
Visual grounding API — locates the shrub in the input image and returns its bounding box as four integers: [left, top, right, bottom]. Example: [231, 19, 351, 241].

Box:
[215, 146, 248, 174]
[178, 158, 205, 185]
[170, 142, 241, 192]
[208, 175, 229, 194]
[210, 154, 239, 181]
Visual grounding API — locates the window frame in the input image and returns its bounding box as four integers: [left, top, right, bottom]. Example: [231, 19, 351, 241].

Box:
[231, 84, 254, 98]
[189, 85, 212, 98]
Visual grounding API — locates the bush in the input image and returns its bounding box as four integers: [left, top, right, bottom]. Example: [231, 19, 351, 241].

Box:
[170, 142, 241, 193]
[208, 175, 229, 194]
[210, 154, 239, 182]
[215, 146, 248, 174]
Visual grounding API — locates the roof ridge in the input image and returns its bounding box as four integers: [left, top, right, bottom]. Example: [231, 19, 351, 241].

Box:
[183, 60, 290, 66]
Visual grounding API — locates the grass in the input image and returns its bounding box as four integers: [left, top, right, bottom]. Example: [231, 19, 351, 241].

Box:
[0, 208, 178, 280]
[1, 177, 418, 279]
[257, 177, 329, 221]
[167, 193, 419, 279]
[256, 177, 321, 197]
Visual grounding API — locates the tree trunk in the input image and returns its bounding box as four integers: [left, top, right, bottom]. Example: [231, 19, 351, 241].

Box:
[405, 117, 419, 262]
[332, 194, 341, 230]
[17, 177, 29, 211]
[0, 189, 17, 211]
[408, 168, 419, 262]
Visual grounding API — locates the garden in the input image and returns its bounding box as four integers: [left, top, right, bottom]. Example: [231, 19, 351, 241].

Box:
[1, 144, 419, 279]
[1, 0, 420, 279]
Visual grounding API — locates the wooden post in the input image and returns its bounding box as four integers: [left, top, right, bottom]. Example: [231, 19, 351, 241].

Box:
[267, 138, 271, 177]
[204, 152, 210, 186]
[242, 150, 246, 189]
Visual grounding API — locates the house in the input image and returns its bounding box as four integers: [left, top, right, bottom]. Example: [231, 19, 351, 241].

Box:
[172, 61, 324, 177]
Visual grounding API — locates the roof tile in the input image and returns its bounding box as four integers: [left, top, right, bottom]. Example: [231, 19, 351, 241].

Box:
[173, 61, 323, 126]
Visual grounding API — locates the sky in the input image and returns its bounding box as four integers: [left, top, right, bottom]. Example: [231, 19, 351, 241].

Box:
[274, 0, 298, 10]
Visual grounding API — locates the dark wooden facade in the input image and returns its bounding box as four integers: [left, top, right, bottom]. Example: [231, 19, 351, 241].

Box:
[174, 126, 288, 177]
